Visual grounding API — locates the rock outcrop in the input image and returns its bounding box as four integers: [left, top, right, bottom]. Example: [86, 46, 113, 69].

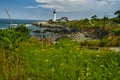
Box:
[32, 22, 64, 28]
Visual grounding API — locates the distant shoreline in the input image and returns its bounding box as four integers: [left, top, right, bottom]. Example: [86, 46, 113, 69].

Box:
[0, 19, 46, 24]
[0, 18, 47, 21]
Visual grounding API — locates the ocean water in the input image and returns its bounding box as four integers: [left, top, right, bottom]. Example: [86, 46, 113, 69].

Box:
[0, 19, 44, 29]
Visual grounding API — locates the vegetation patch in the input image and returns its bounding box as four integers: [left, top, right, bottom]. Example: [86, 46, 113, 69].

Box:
[1, 10, 120, 79]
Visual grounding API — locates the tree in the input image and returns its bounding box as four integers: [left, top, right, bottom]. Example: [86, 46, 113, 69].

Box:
[114, 10, 120, 23]
[91, 15, 100, 21]
[102, 15, 108, 29]
[91, 15, 97, 20]
[100, 15, 109, 47]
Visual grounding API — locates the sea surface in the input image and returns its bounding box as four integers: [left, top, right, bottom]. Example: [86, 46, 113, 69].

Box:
[0, 19, 61, 41]
[0, 19, 44, 29]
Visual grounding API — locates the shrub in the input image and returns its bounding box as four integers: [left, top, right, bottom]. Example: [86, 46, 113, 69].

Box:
[0, 24, 30, 49]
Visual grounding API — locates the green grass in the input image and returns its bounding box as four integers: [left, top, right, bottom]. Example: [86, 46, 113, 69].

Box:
[0, 38, 120, 80]
[0, 24, 30, 49]
[0, 24, 120, 80]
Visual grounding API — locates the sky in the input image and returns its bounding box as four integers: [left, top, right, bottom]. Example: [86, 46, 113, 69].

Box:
[0, 0, 120, 20]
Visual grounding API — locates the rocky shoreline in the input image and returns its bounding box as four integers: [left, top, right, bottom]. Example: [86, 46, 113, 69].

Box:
[31, 25, 89, 42]
[32, 21, 109, 38]
[30, 22, 120, 52]
[32, 22, 64, 28]
[32, 21, 110, 42]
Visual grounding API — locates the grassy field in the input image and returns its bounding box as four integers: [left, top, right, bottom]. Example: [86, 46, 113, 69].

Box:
[0, 37, 120, 80]
[0, 24, 120, 80]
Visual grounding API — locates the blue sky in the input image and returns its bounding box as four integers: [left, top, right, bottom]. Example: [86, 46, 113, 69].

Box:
[0, 0, 120, 20]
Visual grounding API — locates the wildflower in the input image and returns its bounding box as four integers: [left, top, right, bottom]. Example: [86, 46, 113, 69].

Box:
[86, 68, 90, 71]
[41, 49, 47, 52]
[118, 71, 120, 74]
[59, 47, 63, 49]
[61, 63, 67, 67]
[15, 48, 19, 52]
[76, 46, 80, 50]
[44, 59, 49, 63]
[100, 65, 104, 68]
[61, 63, 65, 66]
[96, 55, 100, 57]
[54, 55, 58, 57]
[78, 78, 80, 80]
[51, 67, 55, 72]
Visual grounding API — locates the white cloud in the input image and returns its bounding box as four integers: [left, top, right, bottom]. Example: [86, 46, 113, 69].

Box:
[24, 6, 39, 8]
[40, 4, 64, 11]
[35, 0, 92, 11]
[35, 0, 120, 12]
[25, 0, 120, 19]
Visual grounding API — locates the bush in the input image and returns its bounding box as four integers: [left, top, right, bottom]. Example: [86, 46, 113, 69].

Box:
[0, 24, 30, 49]
[114, 28, 120, 36]
[80, 40, 100, 47]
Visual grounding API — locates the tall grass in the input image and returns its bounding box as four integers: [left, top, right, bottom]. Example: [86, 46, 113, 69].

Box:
[0, 25, 120, 80]
[1, 38, 120, 80]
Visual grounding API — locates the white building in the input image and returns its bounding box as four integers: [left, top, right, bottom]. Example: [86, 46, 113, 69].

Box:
[53, 9, 56, 22]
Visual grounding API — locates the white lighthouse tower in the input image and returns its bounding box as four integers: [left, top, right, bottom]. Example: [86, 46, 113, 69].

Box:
[53, 9, 56, 22]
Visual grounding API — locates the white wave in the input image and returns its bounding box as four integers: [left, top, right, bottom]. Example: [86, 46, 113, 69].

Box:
[0, 28, 6, 30]
[26, 24, 32, 27]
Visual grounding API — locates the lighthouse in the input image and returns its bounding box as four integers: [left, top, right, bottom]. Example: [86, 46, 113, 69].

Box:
[53, 9, 56, 22]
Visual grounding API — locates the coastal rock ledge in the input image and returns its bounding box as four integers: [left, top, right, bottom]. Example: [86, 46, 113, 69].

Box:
[32, 22, 64, 28]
